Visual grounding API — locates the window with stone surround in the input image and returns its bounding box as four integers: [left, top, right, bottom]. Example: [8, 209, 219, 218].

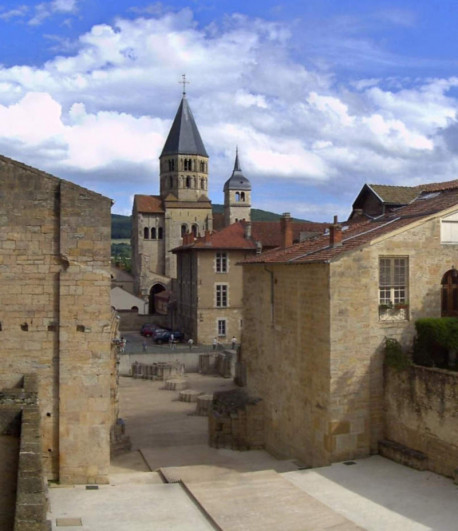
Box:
[216, 252, 228, 273]
[216, 284, 228, 307]
[379, 257, 409, 320]
[217, 319, 226, 336]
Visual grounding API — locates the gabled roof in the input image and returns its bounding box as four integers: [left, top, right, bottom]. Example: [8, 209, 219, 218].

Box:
[243, 189, 458, 265]
[134, 195, 164, 214]
[368, 184, 419, 205]
[173, 222, 257, 252]
[160, 96, 208, 157]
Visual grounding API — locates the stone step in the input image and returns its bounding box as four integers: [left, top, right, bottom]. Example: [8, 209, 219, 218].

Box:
[179, 390, 203, 403]
[164, 378, 188, 391]
[195, 394, 213, 416]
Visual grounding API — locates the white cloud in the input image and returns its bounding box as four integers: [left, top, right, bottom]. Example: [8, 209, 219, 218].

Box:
[29, 0, 80, 25]
[0, 8, 457, 219]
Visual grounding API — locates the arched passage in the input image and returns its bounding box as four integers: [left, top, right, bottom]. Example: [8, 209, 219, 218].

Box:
[441, 269, 458, 317]
[149, 284, 166, 314]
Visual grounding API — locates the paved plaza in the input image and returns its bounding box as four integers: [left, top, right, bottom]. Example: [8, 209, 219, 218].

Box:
[47, 372, 458, 530]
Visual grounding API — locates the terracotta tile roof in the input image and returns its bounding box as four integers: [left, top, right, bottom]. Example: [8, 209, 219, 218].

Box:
[419, 179, 458, 192]
[134, 195, 164, 214]
[251, 221, 328, 248]
[173, 222, 258, 252]
[243, 189, 458, 265]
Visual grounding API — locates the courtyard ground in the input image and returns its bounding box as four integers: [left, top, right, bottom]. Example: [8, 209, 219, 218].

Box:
[47, 372, 458, 531]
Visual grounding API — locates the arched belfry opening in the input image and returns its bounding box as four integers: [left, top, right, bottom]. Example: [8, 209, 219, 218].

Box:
[441, 268, 458, 317]
[149, 284, 166, 314]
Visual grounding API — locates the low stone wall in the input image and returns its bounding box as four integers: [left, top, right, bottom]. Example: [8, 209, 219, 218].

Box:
[209, 389, 264, 451]
[0, 374, 48, 531]
[117, 311, 168, 332]
[119, 352, 201, 374]
[383, 365, 458, 479]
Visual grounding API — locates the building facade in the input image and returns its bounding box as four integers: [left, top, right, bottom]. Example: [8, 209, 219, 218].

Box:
[241, 183, 458, 468]
[0, 155, 117, 484]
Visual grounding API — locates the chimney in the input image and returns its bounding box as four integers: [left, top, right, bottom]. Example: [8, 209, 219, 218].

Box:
[204, 230, 211, 243]
[329, 215, 342, 247]
[280, 212, 293, 248]
[244, 221, 252, 239]
[256, 241, 262, 254]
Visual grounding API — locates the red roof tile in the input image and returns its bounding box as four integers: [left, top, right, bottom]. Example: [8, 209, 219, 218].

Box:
[173, 222, 257, 252]
[134, 195, 164, 214]
[251, 221, 328, 248]
[243, 189, 458, 265]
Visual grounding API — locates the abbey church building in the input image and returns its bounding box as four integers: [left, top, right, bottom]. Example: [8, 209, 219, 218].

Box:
[132, 93, 213, 306]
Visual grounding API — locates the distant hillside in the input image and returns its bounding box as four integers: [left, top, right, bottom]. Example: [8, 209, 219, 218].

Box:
[111, 207, 308, 239]
[112, 214, 132, 239]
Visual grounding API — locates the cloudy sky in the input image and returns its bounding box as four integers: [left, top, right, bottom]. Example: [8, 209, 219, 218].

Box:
[1, 0, 458, 221]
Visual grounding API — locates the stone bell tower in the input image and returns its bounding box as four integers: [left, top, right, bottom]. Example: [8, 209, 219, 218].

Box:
[224, 148, 252, 226]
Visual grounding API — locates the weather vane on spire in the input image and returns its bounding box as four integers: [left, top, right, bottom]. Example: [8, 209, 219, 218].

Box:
[179, 74, 190, 96]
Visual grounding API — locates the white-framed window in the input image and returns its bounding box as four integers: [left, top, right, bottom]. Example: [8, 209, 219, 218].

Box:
[441, 212, 458, 243]
[216, 252, 228, 273]
[216, 284, 228, 307]
[217, 319, 226, 337]
[379, 257, 408, 305]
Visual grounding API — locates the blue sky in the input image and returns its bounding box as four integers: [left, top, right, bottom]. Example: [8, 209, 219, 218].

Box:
[1, 1, 458, 221]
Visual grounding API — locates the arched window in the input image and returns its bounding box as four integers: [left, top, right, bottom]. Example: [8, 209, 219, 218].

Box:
[441, 269, 458, 316]
[181, 224, 188, 237]
[168, 159, 174, 171]
[186, 176, 191, 188]
[143, 227, 149, 239]
[235, 192, 240, 202]
[201, 178, 205, 189]
[158, 227, 163, 239]
[192, 224, 198, 237]
[200, 161, 205, 172]
[151, 227, 156, 239]
[169, 176, 173, 188]
[241, 192, 245, 201]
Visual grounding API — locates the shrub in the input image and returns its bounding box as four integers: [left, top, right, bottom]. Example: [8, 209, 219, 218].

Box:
[413, 318, 458, 369]
[384, 337, 411, 371]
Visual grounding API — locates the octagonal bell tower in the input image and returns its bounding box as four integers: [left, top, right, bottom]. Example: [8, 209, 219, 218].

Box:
[224, 148, 251, 226]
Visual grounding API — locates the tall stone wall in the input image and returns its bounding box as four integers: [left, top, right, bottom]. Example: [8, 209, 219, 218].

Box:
[384, 365, 458, 478]
[243, 263, 331, 467]
[0, 155, 115, 484]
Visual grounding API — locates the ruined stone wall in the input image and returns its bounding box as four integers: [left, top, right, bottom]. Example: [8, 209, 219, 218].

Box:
[384, 365, 458, 478]
[243, 263, 331, 467]
[0, 156, 114, 484]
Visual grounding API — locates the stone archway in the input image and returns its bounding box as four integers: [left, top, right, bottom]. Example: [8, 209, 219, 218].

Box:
[149, 284, 166, 314]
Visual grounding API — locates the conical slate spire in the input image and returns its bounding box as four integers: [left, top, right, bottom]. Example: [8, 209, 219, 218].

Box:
[160, 96, 208, 157]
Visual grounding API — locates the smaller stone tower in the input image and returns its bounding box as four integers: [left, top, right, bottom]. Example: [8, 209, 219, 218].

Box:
[224, 148, 251, 226]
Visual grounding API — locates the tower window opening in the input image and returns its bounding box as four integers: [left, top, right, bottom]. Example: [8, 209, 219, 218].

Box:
[144, 227, 149, 239]
[192, 224, 198, 237]
[241, 192, 245, 201]
[186, 176, 191, 188]
[158, 227, 163, 239]
[235, 192, 240, 202]
[151, 227, 156, 239]
[181, 224, 188, 237]
[168, 159, 175, 171]
[169, 176, 173, 188]
[201, 178, 205, 189]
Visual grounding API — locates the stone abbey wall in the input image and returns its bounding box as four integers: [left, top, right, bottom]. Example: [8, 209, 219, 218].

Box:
[242, 212, 458, 469]
[0, 155, 116, 484]
[384, 365, 458, 478]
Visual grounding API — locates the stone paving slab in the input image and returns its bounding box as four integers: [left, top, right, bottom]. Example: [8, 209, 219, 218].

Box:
[142, 444, 298, 473]
[284, 456, 458, 531]
[47, 475, 215, 531]
[176, 468, 362, 531]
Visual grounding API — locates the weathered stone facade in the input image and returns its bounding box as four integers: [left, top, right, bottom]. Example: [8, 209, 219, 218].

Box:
[0, 155, 116, 484]
[242, 205, 458, 468]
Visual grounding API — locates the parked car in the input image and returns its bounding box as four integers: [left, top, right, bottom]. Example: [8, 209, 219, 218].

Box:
[154, 329, 185, 344]
[140, 323, 161, 337]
